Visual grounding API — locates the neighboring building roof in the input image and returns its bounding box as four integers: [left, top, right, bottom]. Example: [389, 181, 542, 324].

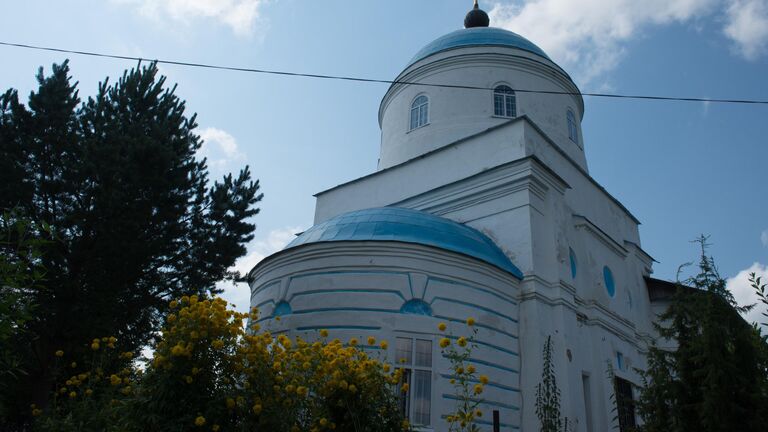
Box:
[408, 27, 551, 67]
[285, 207, 523, 278]
[645, 277, 698, 302]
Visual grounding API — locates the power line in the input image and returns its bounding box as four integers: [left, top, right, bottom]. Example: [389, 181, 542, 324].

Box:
[2, 40, 768, 106]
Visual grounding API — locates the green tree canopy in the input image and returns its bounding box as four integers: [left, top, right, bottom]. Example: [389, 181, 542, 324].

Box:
[0, 60, 262, 426]
[637, 238, 768, 432]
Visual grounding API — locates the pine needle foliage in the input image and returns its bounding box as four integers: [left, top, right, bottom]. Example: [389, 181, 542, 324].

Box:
[0, 61, 262, 428]
[636, 236, 768, 432]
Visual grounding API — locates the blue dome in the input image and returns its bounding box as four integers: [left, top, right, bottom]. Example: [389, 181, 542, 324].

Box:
[285, 207, 522, 278]
[408, 27, 550, 67]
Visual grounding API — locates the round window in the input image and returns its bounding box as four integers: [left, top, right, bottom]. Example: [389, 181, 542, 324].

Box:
[569, 248, 577, 279]
[603, 266, 615, 297]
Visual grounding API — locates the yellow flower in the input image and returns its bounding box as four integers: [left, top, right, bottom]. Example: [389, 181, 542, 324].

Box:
[68, 391, 77, 399]
[319, 418, 328, 427]
[212, 425, 220, 431]
[438, 322, 447, 331]
[70, 362, 77, 368]
[226, 398, 236, 409]
[194, 415, 206, 427]
[297, 386, 309, 397]
[319, 329, 329, 337]
[466, 317, 476, 326]
[401, 383, 409, 393]
[55, 350, 64, 357]
[439, 338, 451, 348]
[348, 384, 357, 393]
[367, 336, 376, 345]
[252, 403, 263, 414]
[475, 409, 483, 417]
[473, 383, 484, 395]
[457, 337, 467, 347]
[91, 342, 100, 351]
[479, 374, 489, 384]
[185, 376, 193, 384]
[169, 300, 178, 308]
[467, 365, 476, 374]
[31, 408, 42, 416]
[380, 340, 388, 350]
[110, 374, 122, 386]
[349, 337, 359, 346]
[456, 366, 464, 374]
[85, 389, 93, 396]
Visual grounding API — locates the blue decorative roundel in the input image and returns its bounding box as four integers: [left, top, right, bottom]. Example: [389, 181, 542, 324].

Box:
[569, 248, 577, 279]
[400, 299, 433, 316]
[603, 266, 616, 297]
[273, 301, 292, 317]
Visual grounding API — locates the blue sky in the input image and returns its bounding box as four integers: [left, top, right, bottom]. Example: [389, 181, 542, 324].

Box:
[2, 0, 767, 321]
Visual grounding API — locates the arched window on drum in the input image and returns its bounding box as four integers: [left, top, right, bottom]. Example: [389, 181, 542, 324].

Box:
[494, 85, 516, 118]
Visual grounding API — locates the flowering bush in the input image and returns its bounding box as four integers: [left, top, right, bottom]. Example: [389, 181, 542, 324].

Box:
[438, 318, 487, 432]
[35, 296, 409, 432]
[33, 337, 137, 432]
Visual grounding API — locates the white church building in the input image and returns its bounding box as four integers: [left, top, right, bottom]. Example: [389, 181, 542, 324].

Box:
[249, 3, 669, 431]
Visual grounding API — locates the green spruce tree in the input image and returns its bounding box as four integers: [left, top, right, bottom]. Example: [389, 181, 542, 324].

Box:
[637, 237, 768, 432]
[0, 61, 262, 427]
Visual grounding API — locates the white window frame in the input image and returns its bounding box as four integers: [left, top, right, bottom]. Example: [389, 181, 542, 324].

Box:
[567, 109, 579, 144]
[395, 336, 433, 427]
[409, 95, 429, 131]
[493, 85, 516, 118]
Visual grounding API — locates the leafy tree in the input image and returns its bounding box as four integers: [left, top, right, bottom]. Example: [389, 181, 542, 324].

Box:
[0, 60, 262, 427]
[750, 273, 768, 328]
[637, 237, 768, 432]
[0, 211, 51, 419]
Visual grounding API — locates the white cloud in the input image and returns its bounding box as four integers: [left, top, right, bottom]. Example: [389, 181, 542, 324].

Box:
[114, 0, 268, 36]
[488, 0, 768, 85]
[762, 229, 768, 247]
[726, 262, 768, 327]
[219, 226, 304, 312]
[489, 0, 717, 84]
[198, 127, 245, 172]
[724, 0, 768, 59]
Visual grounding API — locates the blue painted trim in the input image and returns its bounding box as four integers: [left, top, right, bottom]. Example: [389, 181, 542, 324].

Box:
[296, 325, 382, 332]
[442, 394, 520, 411]
[407, 273, 415, 299]
[444, 355, 520, 374]
[445, 335, 519, 357]
[291, 307, 401, 315]
[251, 281, 281, 299]
[439, 416, 519, 430]
[290, 269, 412, 281]
[254, 299, 275, 309]
[473, 419, 520, 430]
[289, 288, 406, 301]
[429, 277, 518, 306]
[439, 374, 521, 393]
[433, 315, 519, 340]
[430, 297, 518, 324]
[400, 299, 433, 316]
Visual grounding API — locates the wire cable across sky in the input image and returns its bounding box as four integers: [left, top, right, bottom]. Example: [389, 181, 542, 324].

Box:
[2, 40, 768, 106]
